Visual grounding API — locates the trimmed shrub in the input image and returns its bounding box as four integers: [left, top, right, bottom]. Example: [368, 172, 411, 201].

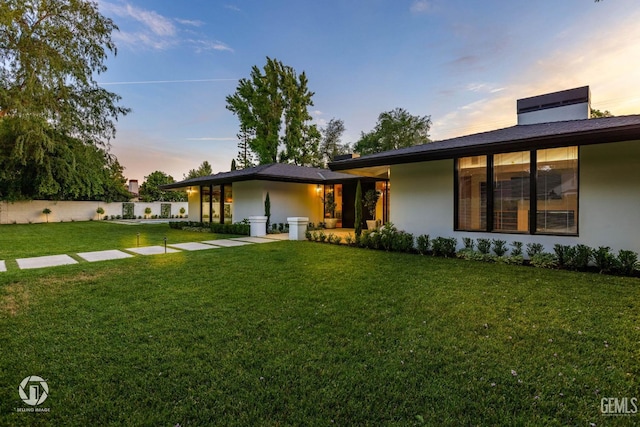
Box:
[416, 234, 430, 255]
[462, 237, 475, 251]
[477, 238, 491, 255]
[553, 244, 572, 269]
[345, 234, 354, 246]
[530, 253, 557, 269]
[510, 241, 523, 257]
[492, 239, 508, 257]
[571, 244, 592, 271]
[432, 237, 457, 258]
[617, 250, 638, 276]
[526, 243, 544, 258]
[593, 246, 616, 274]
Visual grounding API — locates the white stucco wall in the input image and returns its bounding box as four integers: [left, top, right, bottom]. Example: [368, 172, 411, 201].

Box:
[0, 201, 188, 224]
[390, 160, 454, 238]
[186, 181, 323, 225]
[579, 140, 640, 253]
[389, 140, 640, 254]
[233, 180, 323, 226]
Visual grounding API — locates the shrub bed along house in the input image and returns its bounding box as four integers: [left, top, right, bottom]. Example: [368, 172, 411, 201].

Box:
[305, 223, 639, 278]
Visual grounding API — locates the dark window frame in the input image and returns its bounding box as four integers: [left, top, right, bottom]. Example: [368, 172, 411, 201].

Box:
[454, 147, 579, 236]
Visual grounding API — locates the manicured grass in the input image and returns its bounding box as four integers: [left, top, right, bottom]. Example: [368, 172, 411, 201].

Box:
[0, 240, 638, 425]
[0, 221, 237, 260]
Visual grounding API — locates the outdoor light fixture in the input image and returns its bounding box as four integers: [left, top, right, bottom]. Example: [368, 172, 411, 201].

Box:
[316, 185, 321, 194]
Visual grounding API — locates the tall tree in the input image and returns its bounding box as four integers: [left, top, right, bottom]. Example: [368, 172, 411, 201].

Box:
[0, 0, 130, 199]
[319, 118, 349, 166]
[226, 57, 321, 166]
[139, 171, 186, 202]
[236, 126, 255, 169]
[230, 159, 237, 171]
[354, 108, 431, 155]
[184, 161, 213, 180]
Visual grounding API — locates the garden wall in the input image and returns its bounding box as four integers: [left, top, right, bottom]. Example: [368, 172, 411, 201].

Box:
[0, 201, 188, 224]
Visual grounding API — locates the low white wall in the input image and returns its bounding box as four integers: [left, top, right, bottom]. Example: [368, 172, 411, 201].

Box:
[0, 201, 188, 224]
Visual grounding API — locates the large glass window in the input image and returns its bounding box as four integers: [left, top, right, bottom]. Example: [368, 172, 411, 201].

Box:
[201, 186, 211, 221]
[536, 147, 578, 234]
[455, 147, 578, 235]
[457, 156, 487, 231]
[493, 151, 530, 232]
[224, 185, 233, 224]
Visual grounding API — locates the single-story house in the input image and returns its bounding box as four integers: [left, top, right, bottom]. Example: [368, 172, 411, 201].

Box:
[329, 86, 640, 254]
[162, 162, 388, 228]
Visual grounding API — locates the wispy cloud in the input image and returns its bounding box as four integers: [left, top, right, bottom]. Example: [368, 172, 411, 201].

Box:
[410, 1, 432, 14]
[225, 5, 241, 12]
[100, 1, 233, 53]
[466, 83, 506, 94]
[175, 18, 204, 27]
[188, 39, 234, 53]
[185, 137, 238, 141]
[98, 78, 238, 86]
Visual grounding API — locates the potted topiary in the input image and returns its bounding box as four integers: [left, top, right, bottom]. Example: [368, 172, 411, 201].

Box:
[179, 207, 186, 218]
[323, 191, 338, 229]
[96, 207, 105, 220]
[144, 207, 152, 219]
[364, 189, 380, 230]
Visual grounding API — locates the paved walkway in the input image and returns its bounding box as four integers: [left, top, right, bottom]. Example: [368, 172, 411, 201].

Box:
[4, 234, 289, 271]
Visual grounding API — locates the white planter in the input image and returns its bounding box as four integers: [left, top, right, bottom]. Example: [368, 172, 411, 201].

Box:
[288, 217, 309, 241]
[325, 218, 338, 229]
[249, 216, 268, 237]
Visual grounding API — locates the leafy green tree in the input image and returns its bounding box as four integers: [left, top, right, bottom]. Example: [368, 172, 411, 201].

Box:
[139, 171, 186, 202]
[0, 0, 130, 199]
[354, 108, 431, 155]
[236, 126, 255, 169]
[184, 161, 213, 180]
[591, 108, 613, 118]
[102, 158, 131, 202]
[319, 118, 349, 166]
[226, 57, 321, 166]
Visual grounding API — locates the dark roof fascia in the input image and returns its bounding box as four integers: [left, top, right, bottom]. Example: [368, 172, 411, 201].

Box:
[329, 123, 640, 170]
[160, 169, 369, 190]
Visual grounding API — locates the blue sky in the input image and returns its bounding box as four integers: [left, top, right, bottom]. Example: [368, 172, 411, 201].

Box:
[96, 0, 640, 182]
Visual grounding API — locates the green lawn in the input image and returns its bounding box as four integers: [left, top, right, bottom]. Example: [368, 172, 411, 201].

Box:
[0, 228, 638, 425]
[0, 221, 236, 260]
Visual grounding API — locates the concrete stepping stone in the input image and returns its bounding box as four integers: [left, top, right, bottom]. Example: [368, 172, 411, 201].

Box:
[125, 246, 181, 255]
[231, 237, 279, 244]
[167, 242, 220, 251]
[77, 250, 134, 262]
[17, 254, 78, 270]
[202, 239, 252, 247]
[0, 261, 5, 272]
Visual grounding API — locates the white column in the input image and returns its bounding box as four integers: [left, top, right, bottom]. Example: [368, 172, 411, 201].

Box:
[248, 216, 268, 237]
[287, 217, 309, 241]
